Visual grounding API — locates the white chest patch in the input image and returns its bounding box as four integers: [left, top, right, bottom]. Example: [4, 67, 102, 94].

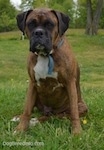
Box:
[33, 55, 57, 85]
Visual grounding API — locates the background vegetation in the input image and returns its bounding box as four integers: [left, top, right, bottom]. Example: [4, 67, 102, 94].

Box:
[0, 0, 104, 32]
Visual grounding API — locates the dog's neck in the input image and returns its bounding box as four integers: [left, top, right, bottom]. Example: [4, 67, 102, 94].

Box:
[56, 38, 64, 49]
[53, 36, 64, 50]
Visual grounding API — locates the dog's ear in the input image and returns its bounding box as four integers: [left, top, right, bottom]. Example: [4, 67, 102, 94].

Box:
[51, 10, 70, 36]
[16, 9, 33, 35]
[56, 12, 70, 36]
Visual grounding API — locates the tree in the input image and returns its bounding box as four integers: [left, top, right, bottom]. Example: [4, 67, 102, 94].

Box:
[85, 0, 104, 35]
[74, 1, 87, 28]
[0, 0, 17, 32]
[20, 0, 47, 10]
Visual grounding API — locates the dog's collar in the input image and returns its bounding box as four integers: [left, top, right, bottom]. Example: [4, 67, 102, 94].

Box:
[47, 38, 64, 74]
[53, 38, 64, 49]
[48, 55, 54, 74]
[57, 38, 64, 49]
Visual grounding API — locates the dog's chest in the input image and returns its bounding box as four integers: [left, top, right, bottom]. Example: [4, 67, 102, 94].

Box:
[33, 55, 58, 85]
[33, 55, 64, 92]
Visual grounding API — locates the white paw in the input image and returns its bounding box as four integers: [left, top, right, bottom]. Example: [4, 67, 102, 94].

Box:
[11, 116, 20, 122]
[29, 118, 39, 126]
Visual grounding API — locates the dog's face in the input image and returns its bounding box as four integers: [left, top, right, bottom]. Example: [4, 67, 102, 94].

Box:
[16, 8, 70, 56]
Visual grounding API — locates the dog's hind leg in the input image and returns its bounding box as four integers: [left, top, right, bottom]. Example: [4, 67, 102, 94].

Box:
[76, 65, 88, 117]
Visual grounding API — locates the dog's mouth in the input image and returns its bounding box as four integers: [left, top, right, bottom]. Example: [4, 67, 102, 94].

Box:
[31, 42, 53, 56]
[30, 35, 53, 56]
[35, 44, 48, 56]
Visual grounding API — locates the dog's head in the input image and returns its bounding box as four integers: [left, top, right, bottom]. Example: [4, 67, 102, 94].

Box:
[16, 8, 70, 56]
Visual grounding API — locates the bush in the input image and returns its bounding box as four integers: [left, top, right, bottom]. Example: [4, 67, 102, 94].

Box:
[0, 12, 17, 32]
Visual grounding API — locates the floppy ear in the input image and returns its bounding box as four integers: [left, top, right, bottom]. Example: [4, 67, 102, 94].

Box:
[16, 9, 33, 35]
[51, 10, 70, 36]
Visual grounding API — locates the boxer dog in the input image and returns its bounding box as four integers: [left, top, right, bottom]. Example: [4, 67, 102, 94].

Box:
[16, 8, 88, 134]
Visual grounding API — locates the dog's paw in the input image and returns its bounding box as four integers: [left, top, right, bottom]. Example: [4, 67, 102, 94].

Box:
[29, 118, 39, 126]
[72, 127, 82, 135]
[11, 116, 20, 122]
[14, 122, 29, 133]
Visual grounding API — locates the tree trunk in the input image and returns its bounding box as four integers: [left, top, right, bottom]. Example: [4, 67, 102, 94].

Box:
[85, 0, 93, 35]
[85, 0, 103, 35]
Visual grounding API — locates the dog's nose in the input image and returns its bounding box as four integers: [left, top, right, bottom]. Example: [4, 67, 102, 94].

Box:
[34, 29, 44, 37]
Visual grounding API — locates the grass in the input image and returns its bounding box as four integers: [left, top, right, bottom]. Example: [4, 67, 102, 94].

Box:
[0, 29, 104, 150]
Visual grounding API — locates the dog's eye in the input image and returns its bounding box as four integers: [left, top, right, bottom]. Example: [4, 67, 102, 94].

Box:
[27, 20, 38, 30]
[44, 20, 54, 30]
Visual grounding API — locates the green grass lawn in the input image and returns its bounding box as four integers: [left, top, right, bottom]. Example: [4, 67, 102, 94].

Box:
[0, 29, 104, 150]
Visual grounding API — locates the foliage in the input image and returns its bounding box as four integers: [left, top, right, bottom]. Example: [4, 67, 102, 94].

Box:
[0, 0, 17, 32]
[0, 0, 104, 32]
[100, 7, 104, 28]
[74, 4, 87, 28]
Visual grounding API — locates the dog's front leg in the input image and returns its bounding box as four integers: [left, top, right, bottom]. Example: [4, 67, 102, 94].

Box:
[16, 80, 37, 132]
[67, 78, 82, 134]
